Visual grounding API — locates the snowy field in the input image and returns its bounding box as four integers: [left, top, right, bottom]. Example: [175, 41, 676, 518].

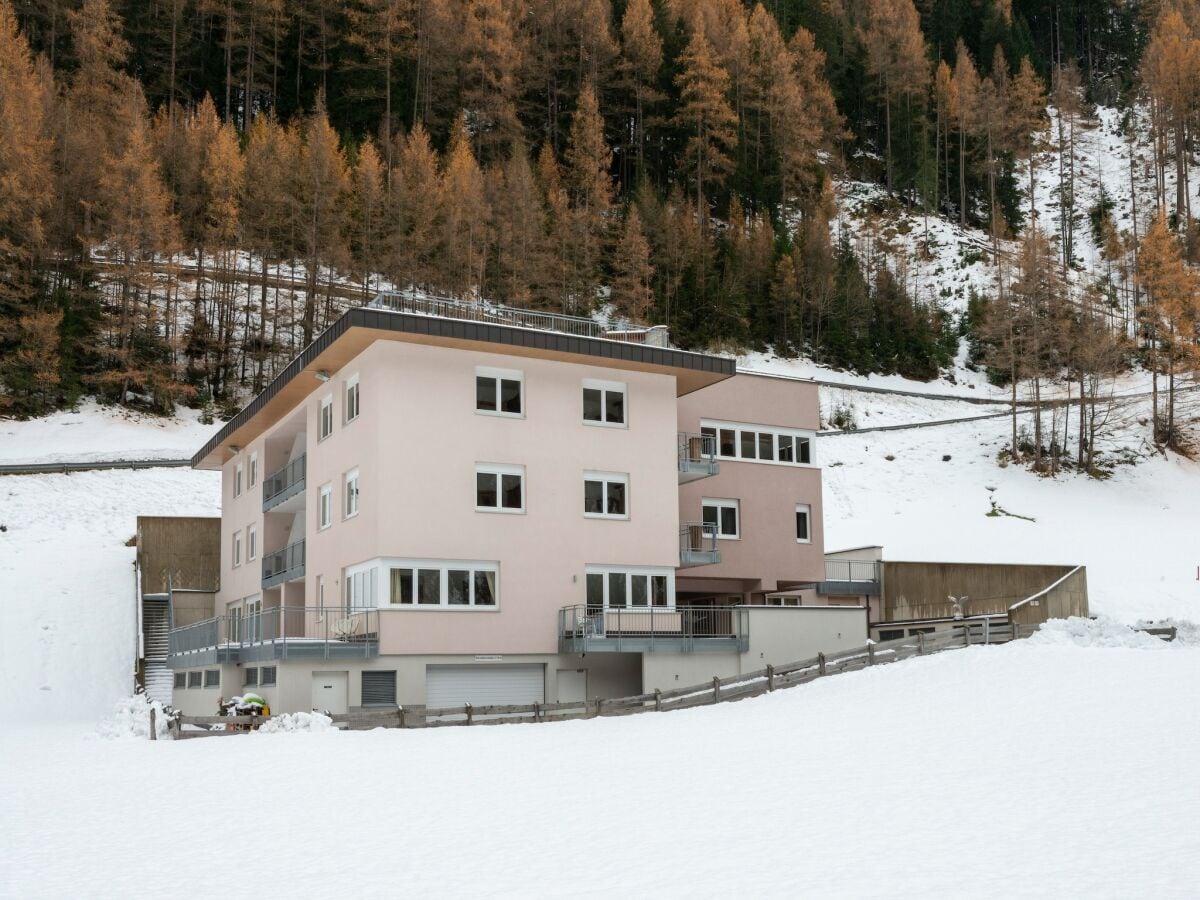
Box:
[2, 626, 1197, 898]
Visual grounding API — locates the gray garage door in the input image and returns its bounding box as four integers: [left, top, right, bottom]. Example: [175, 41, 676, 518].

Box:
[425, 664, 545, 709]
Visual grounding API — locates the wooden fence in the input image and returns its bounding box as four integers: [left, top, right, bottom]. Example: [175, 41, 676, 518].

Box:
[163, 622, 1037, 738]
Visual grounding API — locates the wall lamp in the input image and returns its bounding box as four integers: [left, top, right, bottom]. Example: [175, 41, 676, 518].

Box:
[314, 370, 331, 382]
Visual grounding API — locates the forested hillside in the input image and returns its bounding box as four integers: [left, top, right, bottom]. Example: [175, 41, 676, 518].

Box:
[0, 0, 1193, 460]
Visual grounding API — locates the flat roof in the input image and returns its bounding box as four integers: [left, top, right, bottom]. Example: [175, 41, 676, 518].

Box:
[193, 306, 735, 469]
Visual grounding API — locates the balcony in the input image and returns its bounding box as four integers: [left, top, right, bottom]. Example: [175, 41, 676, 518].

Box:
[262, 540, 305, 589]
[559, 605, 748, 654]
[821, 559, 881, 596]
[168, 606, 379, 667]
[678, 432, 719, 482]
[679, 522, 720, 567]
[263, 454, 306, 512]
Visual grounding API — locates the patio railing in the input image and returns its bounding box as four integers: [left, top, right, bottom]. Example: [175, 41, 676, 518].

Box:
[263, 454, 306, 510]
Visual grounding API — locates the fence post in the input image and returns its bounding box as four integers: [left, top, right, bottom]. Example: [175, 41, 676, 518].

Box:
[917, 632, 925, 655]
[593, 698, 603, 718]
[766, 664, 775, 691]
[465, 703, 473, 725]
[962, 624, 971, 647]
[654, 689, 662, 711]
[533, 702, 540, 722]
[398, 707, 406, 729]
[712, 676, 721, 703]
[818, 652, 826, 676]
[867, 643, 875, 666]
[149, 707, 156, 741]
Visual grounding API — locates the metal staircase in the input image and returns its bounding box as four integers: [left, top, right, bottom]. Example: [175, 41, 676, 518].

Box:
[142, 598, 172, 705]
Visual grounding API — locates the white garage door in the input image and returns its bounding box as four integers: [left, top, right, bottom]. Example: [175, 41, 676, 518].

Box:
[425, 664, 545, 709]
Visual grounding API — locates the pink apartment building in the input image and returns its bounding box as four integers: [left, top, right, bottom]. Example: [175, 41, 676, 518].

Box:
[166, 295, 866, 715]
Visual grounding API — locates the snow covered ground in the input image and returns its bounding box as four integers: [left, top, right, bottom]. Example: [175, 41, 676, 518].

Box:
[2, 628, 1196, 898]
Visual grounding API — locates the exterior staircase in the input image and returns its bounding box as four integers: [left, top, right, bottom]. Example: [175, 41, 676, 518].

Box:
[142, 598, 173, 705]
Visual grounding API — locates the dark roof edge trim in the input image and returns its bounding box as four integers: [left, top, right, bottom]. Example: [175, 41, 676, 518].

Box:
[192, 307, 734, 467]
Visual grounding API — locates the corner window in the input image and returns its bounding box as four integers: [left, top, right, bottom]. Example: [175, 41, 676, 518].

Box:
[475, 464, 524, 513]
[584, 565, 672, 609]
[248, 452, 258, 487]
[345, 374, 360, 422]
[247, 524, 257, 560]
[319, 484, 333, 529]
[582, 379, 626, 426]
[204, 669, 220, 688]
[318, 395, 334, 441]
[703, 420, 815, 467]
[702, 498, 740, 539]
[344, 469, 359, 518]
[232, 532, 242, 567]
[234, 463, 243, 497]
[476, 367, 523, 417]
[387, 561, 499, 608]
[795, 504, 811, 543]
[583, 472, 628, 519]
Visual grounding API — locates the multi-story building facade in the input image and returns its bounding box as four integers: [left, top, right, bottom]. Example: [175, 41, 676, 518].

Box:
[167, 296, 864, 715]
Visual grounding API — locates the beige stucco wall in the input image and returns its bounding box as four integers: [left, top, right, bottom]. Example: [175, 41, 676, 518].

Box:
[677, 372, 824, 592]
[740, 606, 867, 669]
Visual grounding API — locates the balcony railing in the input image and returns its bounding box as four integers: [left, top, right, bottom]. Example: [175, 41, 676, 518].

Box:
[262, 539, 305, 589]
[824, 559, 881, 583]
[679, 522, 720, 567]
[368, 291, 670, 346]
[678, 431, 719, 482]
[263, 454, 306, 511]
[559, 605, 748, 653]
[168, 606, 379, 664]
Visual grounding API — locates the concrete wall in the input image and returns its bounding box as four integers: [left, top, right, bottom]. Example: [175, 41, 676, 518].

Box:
[1008, 567, 1089, 626]
[881, 561, 1087, 621]
[137, 516, 221, 595]
[740, 606, 867, 669]
[677, 372, 824, 593]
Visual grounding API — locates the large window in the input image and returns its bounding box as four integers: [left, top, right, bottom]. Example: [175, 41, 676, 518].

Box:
[319, 484, 333, 529]
[319, 395, 334, 441]
[345, 374, 360, 422]
[344, 469, 359, 518]
[702, 498, 740, 539]
[476, 464, 524, 513]
[585, 566, 672, 609]
[700, 421, 814, 467]
[582, 379, 626, 426]
[476, 367, 523, 417]
[795, 504, 811, 543]
[583, 472, 628, 519]
[384, 560, 499, 608]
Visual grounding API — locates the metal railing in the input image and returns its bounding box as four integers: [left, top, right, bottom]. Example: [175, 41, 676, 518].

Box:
[678, 431, 718, 479]
[369, 291, 667, 345]
[559, 604, 747, 651]
[263, 454, 306, 509]
[824, 559, 881, 583]
[680, 522, 720, 566]
[168, 606, 379, 660]
[262, 539, 305, 588]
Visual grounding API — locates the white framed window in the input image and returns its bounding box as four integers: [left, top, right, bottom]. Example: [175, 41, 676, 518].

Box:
[344, 469, 360, 518]
[379, 559, 499, 609]
[345, 567, 377, 612]
[700, 420, 814, 467]
[344, 374, 360, 422]
[247, 524, 257, 560]
[232, 531, 242, 567]
[475, 463, 524, 513]
[583, 471, 628, 519]
[249, 452, 258, 487]
[318, 484, 333, 529]
[582, 379, 626, 426]
[584, 565, 673, 609]
[227, 604, 242, 642]
[244, 596, 262, 641]
[475, 366, 524, 417]
[702, 498, 740, 539]
[318, 395, 334, 441]
[234, 463, 243, 497]
[795, 503, 812, 543]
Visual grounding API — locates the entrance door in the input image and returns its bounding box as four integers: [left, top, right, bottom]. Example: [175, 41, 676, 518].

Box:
[557, 669, 587, 703]
[311, 670, 348, 714]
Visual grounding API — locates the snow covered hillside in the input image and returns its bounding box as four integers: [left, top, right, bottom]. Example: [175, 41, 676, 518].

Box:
[2, 628, 1197, 898]
[0, 405, 220, 722]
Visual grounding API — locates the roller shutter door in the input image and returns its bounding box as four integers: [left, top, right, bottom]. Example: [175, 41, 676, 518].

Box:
[425, 664, 545, 708]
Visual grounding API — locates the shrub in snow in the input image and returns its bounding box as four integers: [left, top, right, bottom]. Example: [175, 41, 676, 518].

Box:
[257, 712, 334, 734]
[95, 693, 171, 740]
[1025, 616, 1170, 650]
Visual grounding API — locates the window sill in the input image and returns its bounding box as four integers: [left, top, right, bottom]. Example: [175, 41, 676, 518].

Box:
[795, 539, 812, 545]
[344, 512, 359, 521]
[475, 506, 526, 515]
[381, 605, 501, 612]
[715, 534, 740, 541]
[583, 513, 630, 521]
[582, 419, 628, 430]
[476, 409, 525, 420]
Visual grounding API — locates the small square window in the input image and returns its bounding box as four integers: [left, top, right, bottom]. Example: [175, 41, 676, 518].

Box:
[260, 666, 277, 686]
[475, 368, 523, 417]
[187, 671, 202, 689]
[476, 465, 524, 512]
[702, 499, 740, 539]
[173, 672, 186, 689]
[583, 473, 628, 519]
[582, 380, 626, 426]
[204, 669, 220, 688]
[244, 667, 258, 687]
